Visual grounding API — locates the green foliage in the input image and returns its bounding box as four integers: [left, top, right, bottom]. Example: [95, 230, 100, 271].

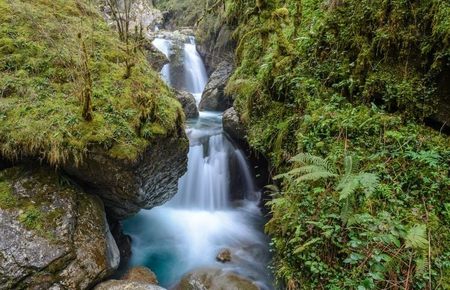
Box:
[0, 0, 183, 166]
[19, 205, 43, 230]
[0, 180, 16, 208]
[200, 0, 450, 288]
[154, 0, 207, 27]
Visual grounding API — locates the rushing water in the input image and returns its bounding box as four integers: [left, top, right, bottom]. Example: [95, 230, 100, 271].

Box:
[124, 35, 272, 289]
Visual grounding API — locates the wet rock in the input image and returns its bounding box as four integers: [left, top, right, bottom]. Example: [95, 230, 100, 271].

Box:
[146, 42, 169, 71]
[197, 24, 235, 74]
[176, 90, 199, 119]
[110, 221, 132, 270]
[216, 249, 232, 263]
[173, 268, 259, 290]
[63, 136, 188, 219]
[95, 280, 166, 290]
[223, 107, 246, 142]
[0, 166, 119, 289]
[122, 266, 159, 285]
[199, 62, 234, 112]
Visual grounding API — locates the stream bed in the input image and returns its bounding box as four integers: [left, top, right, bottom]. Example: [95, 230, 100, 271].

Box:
[123, 33, 273, 290]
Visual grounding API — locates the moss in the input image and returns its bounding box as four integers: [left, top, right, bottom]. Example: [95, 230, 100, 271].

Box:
[0, 166, 79, 241]
[0, 0, 183, 166]
[19, 205, 43, 231]
[0, 180, 16, 208]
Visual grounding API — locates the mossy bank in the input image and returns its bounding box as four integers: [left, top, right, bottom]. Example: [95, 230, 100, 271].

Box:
[198, 0, 450, 289]
[0, 0, 185, 166]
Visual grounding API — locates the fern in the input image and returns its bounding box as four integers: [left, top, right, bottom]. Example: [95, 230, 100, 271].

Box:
[291, 153, 336, 173]
[337, 172, 379, 200]
[405, 224, 429, 250]
[275, 153, 337, 183]
[337, 156, 379, 200]
[275, 153, 379, 202]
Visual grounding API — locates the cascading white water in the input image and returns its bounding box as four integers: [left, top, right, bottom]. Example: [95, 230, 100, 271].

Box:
[152, 38, 172, 85]
[183, 36, 208, 104]
[124, 35, 272, 289]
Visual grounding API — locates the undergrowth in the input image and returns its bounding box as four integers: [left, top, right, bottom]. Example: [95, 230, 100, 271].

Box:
[201, 0, 450, 289]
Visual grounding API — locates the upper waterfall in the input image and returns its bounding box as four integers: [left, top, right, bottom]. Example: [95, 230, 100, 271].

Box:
[151, 36, 208, 104]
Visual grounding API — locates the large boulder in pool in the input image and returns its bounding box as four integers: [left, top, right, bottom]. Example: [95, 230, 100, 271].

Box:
[95, 280, 166, 290]
[173, 268, 259, 290]
[199, 62, 234, 111]
[0, 166, 119, 289]
[63, 135, 188, 219]
[176, 90, 199, 119]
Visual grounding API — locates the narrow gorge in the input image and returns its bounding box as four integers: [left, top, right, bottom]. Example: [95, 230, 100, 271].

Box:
[0, 0, 449, 290]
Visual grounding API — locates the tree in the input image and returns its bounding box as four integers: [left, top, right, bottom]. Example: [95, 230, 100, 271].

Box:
[105, 0, 136, 78]
[78, 33, 93, 122]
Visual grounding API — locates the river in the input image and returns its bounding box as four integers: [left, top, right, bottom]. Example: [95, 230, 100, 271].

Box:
[123, 33, 273, 290]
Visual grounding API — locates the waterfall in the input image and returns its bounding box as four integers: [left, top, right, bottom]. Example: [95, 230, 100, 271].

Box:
[124, 35, 273, 290]
[183, 37, 208, 104]
[151, 38, 172, 85]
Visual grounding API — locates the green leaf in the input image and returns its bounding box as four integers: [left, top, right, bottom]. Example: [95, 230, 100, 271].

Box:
[405, 224, 428, 250]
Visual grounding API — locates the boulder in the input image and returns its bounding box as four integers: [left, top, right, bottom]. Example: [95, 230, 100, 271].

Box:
[95, 280, 166, 290]
[199, 62, 234, 112]
[122, 266, 159, 285]
[63, 136, 188, 219]
[0, 166, 119, 289]
[173, 268, 259, 290]
[216, 249, 232, 263]
[146, 42, 169, 71]
[176, 90, 199, 119]
[223, 107, 246, 142]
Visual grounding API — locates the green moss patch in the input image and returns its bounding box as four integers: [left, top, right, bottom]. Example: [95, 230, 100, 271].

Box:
[0, 180, 16, 208]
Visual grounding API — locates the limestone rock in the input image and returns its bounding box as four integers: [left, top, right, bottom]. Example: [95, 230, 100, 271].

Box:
[63, 136, 188, 219]
[176, 90, 199, 119]
[223, 107, 246, 142]
[199, 62, 234, 112]
[173, 268, 259, 290]
[95, 280, 166, 290]
[122, 266, 159, 285]
[0, 166, 119, 289]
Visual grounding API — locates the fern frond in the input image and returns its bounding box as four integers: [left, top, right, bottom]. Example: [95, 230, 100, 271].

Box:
[291, 153, 335, 173]
[405, 224, 428, 250]
[295, 171, 337, 182]
[343, 155, 360, 175]
[337, 172, 379, 200]
[357, 173, 379, 197]
[337, 176, 360, 200]
[287, 165, 331, 175]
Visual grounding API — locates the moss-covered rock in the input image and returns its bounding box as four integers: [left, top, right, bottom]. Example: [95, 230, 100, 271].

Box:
[0, 0, 190, 219]
[0, 0, 186, 166]
[0, 166, 119, 289]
